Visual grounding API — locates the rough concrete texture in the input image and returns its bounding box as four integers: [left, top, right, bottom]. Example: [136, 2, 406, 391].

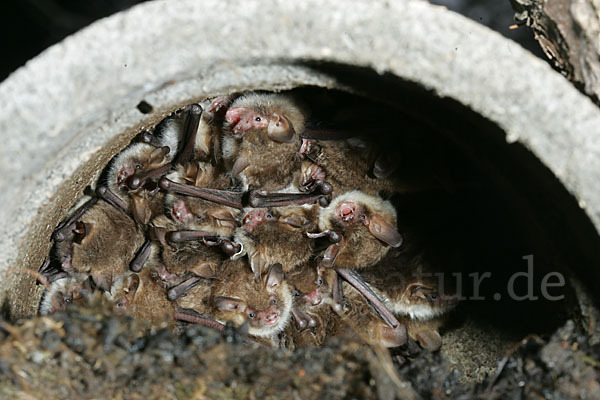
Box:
[1, 0, 599, 320]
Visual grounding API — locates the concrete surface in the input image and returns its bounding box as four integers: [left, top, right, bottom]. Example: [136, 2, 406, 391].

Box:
[0, 0, 599, 327]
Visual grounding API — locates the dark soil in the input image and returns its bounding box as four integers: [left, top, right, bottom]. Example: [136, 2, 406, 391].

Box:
[1, 301, 599, 399]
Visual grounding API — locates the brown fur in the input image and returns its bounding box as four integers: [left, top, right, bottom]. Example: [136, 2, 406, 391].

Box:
[174, 278, 216, 316]
[57, 201, 145, 283]
[110, 268, 175, 330]
[319, 192, 399, 269]
[150, 215, 225, 283]
[235, 205, 318, 273]
[362, 247, 459, 319]
[308, 139, 396, 197]
[333, 222, 390, 269]
[234, 130, 302, 190]
[282, 264, 405, 349]
[165, 161, 239, 236]
[107, 141, 174, 223]
[222, 93, 307, 191]
[360, 247, 460, 350]
[211, 259, 293, 340]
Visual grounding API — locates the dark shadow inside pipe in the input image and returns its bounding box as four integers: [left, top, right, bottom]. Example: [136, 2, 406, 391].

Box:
[295, 61, 600, 339]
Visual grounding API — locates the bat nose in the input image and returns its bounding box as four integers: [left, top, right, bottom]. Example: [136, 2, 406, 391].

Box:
[304, 290, 322, 306]
[264, 310, 279, 324]
[225, 108, 242, 125]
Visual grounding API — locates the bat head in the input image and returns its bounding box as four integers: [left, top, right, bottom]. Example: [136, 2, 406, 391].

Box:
[287, 263, 331, 309]
[242, 208, 278, 232]
[225, 93, 305, 143]
[109, 143, 170, 193]
[212, 262, 292, 337]
[326, 191, 403, 248]
[397, 281, 460, 320]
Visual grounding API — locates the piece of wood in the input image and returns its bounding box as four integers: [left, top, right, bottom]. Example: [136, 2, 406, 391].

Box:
[510, 0, 600, 104]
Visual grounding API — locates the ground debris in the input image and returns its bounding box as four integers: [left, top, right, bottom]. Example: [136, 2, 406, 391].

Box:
[1, 302, 599, 399]
[0, 301, 399, 399]
[476, 320, 600, 399]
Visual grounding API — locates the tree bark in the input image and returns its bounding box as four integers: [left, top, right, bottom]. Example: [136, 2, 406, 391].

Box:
[510, 0, 600, 104]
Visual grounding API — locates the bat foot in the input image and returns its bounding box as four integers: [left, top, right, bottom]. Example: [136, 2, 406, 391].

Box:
[307, 230, 341, 243]
[96, 186, 129, 215]
[37, 259, 67, 285]
[174, 308, 225, 331]
[159, 178, 244, 209]
[168, 277, 201, 301]
[130, 239, 151, 272]
[220, 240, 242, 257]
[378, 323, 408, 348]
[291, 307, 313, 330]
[415, 329, 443, 352]
[204, 96, 233, 123]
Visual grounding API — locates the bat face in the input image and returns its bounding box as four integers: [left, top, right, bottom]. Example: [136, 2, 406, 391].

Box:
[395, 282, 459, 321]
[108, 143, 171, 194]
[328, 193, 402, 248]
[287, 264, 331, 309]
[108, 271, 174, 329]
[225, 94, 301, 144]
[56, 201, 145, 292]
[318, 191, 402, 269]
[212, 262, 292, 338]
[242, 208, 278, 232]
[364, 250, 460, 322]
[39, 275, 94, 315]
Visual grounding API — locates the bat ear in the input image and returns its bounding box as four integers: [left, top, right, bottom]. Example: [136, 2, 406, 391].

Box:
[132, 194, 152, 225]
[148, 146, 170, 165]
[190, 262, 217, 279]
[123, 273, 140, 303]
[267, 114, 295, 143]
[231, 156, 250, 178]
[184, 162, 200, 184]
[321, 242, 341, 268]
[266, 263, 284, 291]
[207, 207, 238, 222]
[406, 283, 433, 300]
[91, 271, 112, 293]
[213, 296, 246, 313]
[366, 213, 403, 248]
[279, 213, 311, 229]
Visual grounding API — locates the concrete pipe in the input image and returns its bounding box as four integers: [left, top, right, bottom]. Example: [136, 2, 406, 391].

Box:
[1, 0, 600, 382]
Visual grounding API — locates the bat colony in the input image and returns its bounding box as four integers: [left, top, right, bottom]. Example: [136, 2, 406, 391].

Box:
[39, 91, 460, 352]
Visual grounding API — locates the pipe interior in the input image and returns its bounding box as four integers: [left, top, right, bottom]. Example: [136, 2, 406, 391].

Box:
[8, 63, 600, 382]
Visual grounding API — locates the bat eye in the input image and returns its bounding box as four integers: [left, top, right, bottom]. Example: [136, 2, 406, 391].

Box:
[255, 116, 262, 122]
[294, 290, 301, 297]
[271, 298, 278, 305]
[135, 164, 141, 170]
[64, 297, 72, 304]
[316, 278, 324, 286]
[360, 214, 367, 221]
[429, 293, 438, 300]
[248, 311, 256, 319]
